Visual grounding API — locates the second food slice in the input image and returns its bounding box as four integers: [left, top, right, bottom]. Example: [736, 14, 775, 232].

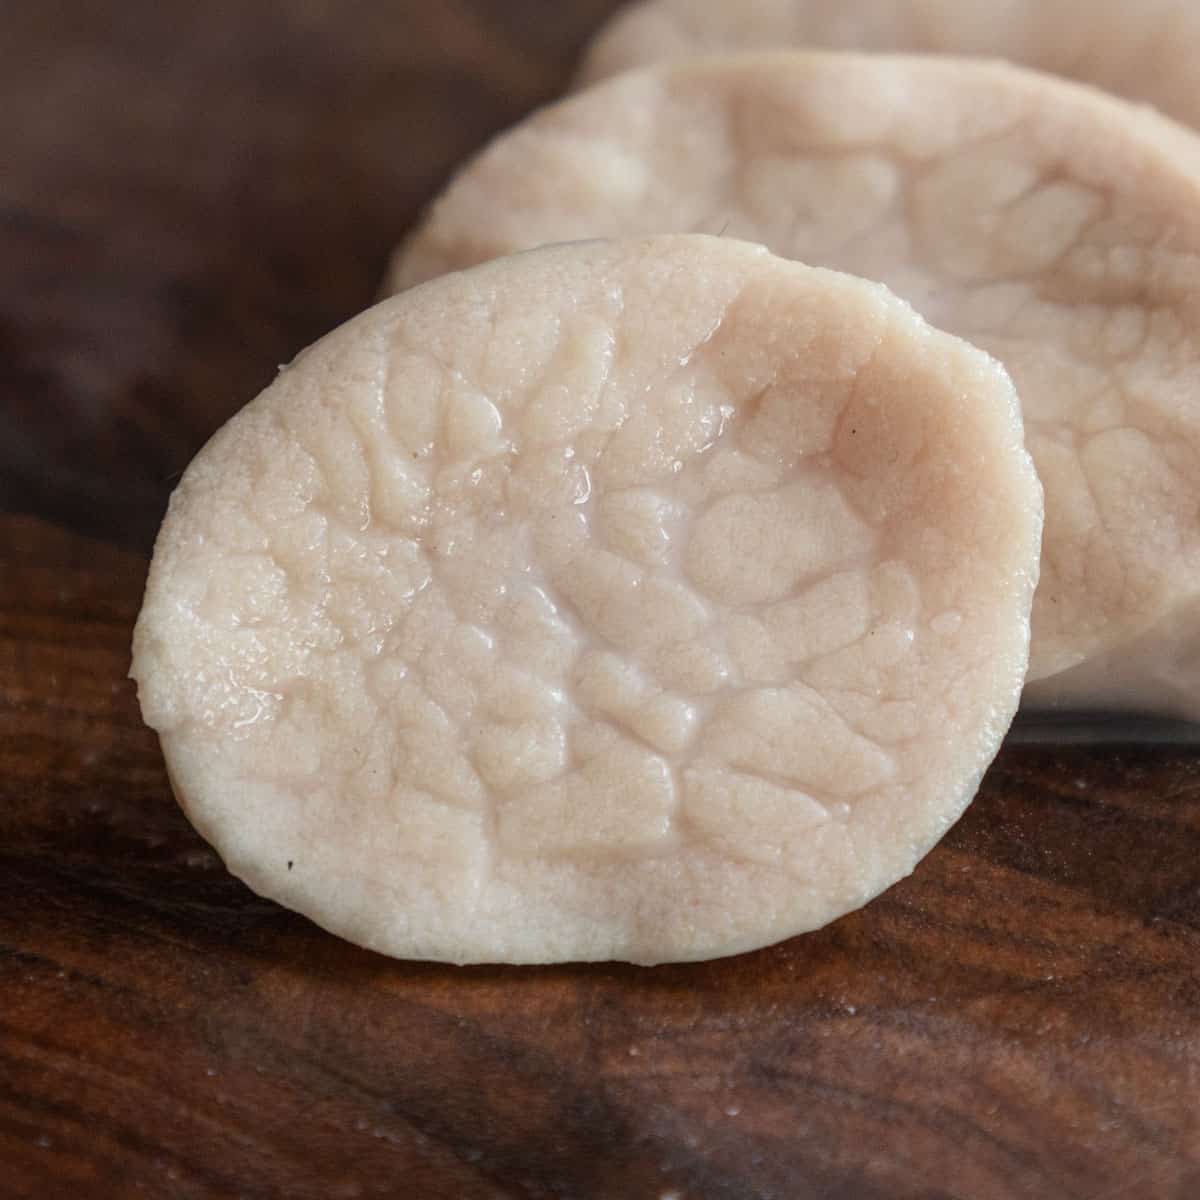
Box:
[388, 53, 1200, 717]
[133, 235, 1040, 964]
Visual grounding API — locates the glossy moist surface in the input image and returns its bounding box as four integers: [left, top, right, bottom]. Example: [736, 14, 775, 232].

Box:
[133, 235, 1040, 964]
[388, 54, 1200, 712]
[577, 0, 1200, 131]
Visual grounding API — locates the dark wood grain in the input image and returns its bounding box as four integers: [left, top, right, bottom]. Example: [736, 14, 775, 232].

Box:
[2, 5, 1199, 1198]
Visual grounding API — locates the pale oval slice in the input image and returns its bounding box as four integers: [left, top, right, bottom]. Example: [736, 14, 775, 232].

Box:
[132, 234, 1040, 965]
[577, 0, 1200, 131]
[387, 53, 1200, 717]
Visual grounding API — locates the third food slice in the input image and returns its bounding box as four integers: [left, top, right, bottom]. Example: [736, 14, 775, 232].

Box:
[577, 0, 1200, 134]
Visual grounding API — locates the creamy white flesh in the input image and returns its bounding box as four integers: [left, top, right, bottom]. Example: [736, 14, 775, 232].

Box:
[577, 0, 1200, 132]
[132, 235, 1040, 964]
[388, 54, 1200, 719]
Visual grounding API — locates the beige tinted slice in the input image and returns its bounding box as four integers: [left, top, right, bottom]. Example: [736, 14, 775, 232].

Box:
[132, 235, 1040, 964]
[387, 53, 1200, 717]
[577, 0, 1200, 133]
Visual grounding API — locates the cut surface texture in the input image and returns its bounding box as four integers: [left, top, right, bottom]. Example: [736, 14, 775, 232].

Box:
[134, 235, 1041, 964]
[577, 0, 1200, 133]
[387, 54, 1200, 717]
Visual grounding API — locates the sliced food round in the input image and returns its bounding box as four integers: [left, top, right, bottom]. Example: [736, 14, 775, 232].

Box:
[132, 235, 1041, 964]
[388, 53, 1200, 717]
[577, 0, 1200, 133]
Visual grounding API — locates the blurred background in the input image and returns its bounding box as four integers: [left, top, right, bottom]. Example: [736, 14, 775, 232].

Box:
[1, 0, 614, 553]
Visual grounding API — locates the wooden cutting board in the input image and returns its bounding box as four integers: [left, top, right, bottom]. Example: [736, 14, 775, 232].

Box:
[3, 4, 1198, 1197]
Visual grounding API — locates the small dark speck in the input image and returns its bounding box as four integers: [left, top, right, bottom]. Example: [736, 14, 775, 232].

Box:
[851, 428, 857, 435]
[288, 860, 294, 871]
